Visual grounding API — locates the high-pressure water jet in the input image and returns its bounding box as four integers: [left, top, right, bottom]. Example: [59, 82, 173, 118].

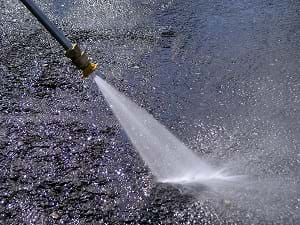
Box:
[94, 76, 237, 185]
[18, 0, 237, 187]
[19, 0, 97, 78]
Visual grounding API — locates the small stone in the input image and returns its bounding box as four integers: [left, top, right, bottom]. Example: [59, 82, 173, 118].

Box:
[223, 199, 231, 207]
[50, 212, 60, 219]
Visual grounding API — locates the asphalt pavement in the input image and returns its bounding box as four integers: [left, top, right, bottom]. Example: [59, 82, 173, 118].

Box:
[0, 0, 299, 224]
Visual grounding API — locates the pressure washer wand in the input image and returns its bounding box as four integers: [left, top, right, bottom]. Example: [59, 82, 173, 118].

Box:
[19, 0, 97, 78]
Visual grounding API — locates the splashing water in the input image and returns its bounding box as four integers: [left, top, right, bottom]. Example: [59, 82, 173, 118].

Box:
[94, 76, 300, 220]
[94, 76, 240, 185]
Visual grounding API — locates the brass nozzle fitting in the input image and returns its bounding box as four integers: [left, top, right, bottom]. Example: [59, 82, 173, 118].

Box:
[65, 44, 97, 78]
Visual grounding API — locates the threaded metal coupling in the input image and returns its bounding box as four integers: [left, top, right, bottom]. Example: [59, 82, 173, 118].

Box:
[65, 44, 97, 78]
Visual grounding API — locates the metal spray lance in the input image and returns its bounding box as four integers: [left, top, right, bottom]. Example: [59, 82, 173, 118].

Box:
[19, 0, 97, 78]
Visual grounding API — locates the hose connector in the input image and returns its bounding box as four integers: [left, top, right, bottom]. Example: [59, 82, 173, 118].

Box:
[65, 44, 97, 78]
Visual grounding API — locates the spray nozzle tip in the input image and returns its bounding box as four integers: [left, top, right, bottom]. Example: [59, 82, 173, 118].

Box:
[82, 62, 98, 78]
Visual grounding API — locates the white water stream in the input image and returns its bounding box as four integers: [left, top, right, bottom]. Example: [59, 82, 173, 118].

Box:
[94, 76, 240, 185]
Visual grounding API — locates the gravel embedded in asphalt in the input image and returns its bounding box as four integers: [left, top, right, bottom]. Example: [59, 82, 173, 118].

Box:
[1, 0, 300, 224]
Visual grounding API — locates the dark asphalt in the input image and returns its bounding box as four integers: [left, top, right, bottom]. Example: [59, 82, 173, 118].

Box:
[1, 0, 300, 224]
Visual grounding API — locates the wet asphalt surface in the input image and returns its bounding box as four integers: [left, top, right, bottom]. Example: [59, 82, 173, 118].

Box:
[1, 0, 300, 224]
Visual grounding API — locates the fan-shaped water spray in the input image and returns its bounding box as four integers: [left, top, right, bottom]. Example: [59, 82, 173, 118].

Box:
[94, 75, 240, 186]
